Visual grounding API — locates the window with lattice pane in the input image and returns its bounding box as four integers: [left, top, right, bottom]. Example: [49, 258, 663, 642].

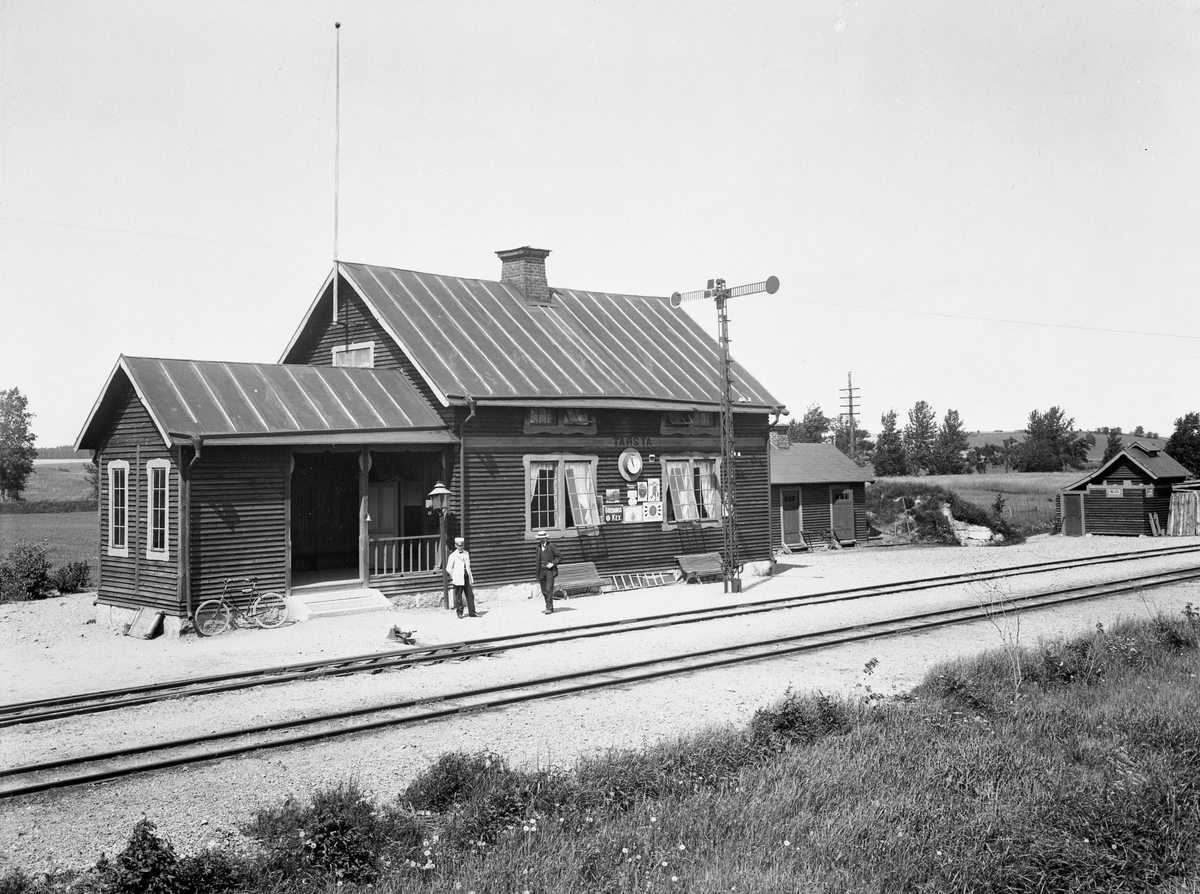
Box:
[146, 460, 170, 559]
[523, 454, 601, 536]
[108, 461, 129, 557]
[663, 455, 722, 525]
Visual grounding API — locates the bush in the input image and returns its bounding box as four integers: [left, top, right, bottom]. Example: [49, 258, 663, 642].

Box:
[172, 848, 245, 893]
[246, 780, 422, 885]
[749, 689, 853, 751]
[50, 561, 91, 594]
[108, 818, 178, 894]
[402, 751, 508, 814]
[0, 541, 51, 601]
[403, 751, 576, 846]
[0, 868, 35, 894]
[867, 481, 1024, 545]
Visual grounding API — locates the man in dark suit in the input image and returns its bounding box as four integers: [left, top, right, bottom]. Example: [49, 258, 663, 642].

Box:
[535, 530, 562, 614]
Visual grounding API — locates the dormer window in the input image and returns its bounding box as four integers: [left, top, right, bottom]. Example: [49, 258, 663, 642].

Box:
[661, 410, 720, 435]
[524, 408, 596, 434]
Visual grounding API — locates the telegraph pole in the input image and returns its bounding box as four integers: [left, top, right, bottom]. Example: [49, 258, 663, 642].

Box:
[839, 372, 859, 459]
[671, 275, 780, 593]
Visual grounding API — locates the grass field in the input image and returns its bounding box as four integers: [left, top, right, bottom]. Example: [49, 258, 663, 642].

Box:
[0, 511, 98, 582]
[872, 471, 1078, 535]
[7, 610, 1197, 892]
[22, 462, 94, 502]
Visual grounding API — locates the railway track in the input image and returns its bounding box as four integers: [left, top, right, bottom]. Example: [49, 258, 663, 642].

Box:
[3, 560, 1199, 800]
[5, 543, 1200, 727]
[3, 541, 1199, 730]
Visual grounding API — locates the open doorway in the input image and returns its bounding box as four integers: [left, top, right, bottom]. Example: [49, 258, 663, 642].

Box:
[291, 452, 361, 587]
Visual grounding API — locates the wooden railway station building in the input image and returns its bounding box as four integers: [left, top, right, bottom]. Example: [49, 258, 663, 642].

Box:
[1057, 442, 1191, 537]
[77, 247, 788, 626]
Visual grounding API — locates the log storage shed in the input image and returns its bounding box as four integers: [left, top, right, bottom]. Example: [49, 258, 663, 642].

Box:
[77, 247, 788, 631]
[1057, 442, 1191, 537]
[769, 441, 874, 551]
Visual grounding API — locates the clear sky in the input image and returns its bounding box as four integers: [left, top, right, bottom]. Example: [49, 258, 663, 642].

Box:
[2, 1, 1197, 448]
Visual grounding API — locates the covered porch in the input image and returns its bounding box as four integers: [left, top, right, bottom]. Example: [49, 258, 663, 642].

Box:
[289, 447, 451, 597]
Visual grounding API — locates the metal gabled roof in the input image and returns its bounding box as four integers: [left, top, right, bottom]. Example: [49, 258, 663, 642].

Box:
[76, 356, 455, 450]
[282, 262, 785, 412]
[1061, 441, 1191, 491]
[770, 442, 875, 485]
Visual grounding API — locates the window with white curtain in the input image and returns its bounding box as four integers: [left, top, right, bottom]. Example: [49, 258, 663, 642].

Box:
[663, 455, 722, 524]
[524, 408, 596, 434]
[332, 341, 375, 368]
[523, 455, 600, 536]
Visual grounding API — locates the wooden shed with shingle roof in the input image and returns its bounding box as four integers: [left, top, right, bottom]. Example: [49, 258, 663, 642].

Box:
[1057, 442, 1191, 536]
[769, 441, 874, 551]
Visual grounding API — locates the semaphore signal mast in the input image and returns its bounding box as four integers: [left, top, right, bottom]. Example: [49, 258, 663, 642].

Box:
[670, 275, 780, 593]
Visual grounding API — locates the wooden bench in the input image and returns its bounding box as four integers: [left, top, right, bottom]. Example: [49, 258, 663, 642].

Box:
[552, 562, 605, 599]
[676, 551, 724, 584]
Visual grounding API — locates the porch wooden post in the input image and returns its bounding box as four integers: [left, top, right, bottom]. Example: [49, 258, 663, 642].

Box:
[359, 448, 370, 586]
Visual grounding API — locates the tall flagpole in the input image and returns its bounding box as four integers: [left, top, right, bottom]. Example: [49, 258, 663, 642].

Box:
[334, 22, 341, 331]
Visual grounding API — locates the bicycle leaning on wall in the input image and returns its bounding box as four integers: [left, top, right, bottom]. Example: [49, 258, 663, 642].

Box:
[194, 577, 288, 636]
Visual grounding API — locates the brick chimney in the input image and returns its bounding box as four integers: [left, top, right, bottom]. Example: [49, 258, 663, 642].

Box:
[496, 246, 552, 305]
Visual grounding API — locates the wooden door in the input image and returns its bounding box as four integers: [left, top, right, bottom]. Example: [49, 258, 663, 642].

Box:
[1062, 493, 1083, 536]
[368, 483, 397, 536]
[781, 488, 801, 545]
[831, 487, 855, 542]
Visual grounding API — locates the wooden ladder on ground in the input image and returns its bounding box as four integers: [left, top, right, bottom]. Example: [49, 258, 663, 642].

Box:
[610, 571, 676, 591]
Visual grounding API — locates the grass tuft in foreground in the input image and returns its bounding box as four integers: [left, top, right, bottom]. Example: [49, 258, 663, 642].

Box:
[4, 607, 1199, 893]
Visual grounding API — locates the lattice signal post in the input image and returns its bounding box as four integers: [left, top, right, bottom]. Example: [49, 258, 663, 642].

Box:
[671, 275, 780, 592]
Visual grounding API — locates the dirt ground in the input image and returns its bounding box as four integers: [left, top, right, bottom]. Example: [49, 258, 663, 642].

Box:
[2, 534, 1199, 874]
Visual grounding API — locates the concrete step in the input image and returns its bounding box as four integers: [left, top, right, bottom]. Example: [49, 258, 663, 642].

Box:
[287, 587, 392, 622]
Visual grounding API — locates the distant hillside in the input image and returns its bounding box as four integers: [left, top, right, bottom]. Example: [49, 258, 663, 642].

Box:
[966, 431, 1167, 465]
[36, 445, 90, 461]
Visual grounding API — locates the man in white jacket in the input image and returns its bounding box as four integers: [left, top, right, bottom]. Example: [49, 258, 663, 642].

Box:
[446, 536, 477, 618]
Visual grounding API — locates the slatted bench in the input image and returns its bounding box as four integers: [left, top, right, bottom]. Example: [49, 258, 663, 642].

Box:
[552, 562, 605, 600]
[676, 551, 724, 584]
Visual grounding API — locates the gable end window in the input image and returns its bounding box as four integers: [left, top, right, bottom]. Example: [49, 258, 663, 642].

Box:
[332, 341, 375, 368]
[146, 459, 170, 560]
[524, 408, 597, 435]
[107, 460, 130, 558]
[523, 454, 601, 537]
[662, 455, 722, 526]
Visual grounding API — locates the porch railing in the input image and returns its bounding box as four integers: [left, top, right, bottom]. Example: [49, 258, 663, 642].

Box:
[370, 534, 441, 576]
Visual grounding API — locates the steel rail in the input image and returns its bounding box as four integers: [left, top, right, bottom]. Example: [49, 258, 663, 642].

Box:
[4, 542, 1200, 727]
[3, 565, 1198, 799]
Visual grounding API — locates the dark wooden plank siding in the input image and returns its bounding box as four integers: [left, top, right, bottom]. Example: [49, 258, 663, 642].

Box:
[801, 485, 832, 536]
[1080, 489, 1170, 536]
[1100, 457, 1151, 484]
[189, 448, 288, 608]
[95, 384, 180, 614]
[456, 407, 772, 588]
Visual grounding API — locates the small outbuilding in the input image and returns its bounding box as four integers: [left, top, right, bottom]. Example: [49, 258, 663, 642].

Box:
[769, 442, 874, 551]
[1058, 442, 1191, 536]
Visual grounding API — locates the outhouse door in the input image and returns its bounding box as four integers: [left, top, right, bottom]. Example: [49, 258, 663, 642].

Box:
[831, 487, 855, 543]
[1062, 493, 1083, 536]
[781, 488, 801, 546]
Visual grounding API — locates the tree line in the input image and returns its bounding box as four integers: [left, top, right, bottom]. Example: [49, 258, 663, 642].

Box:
[3, 386, 1200, 501]
[786, 397, 1200, 479]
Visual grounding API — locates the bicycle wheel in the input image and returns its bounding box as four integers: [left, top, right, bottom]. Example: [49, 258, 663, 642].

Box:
[194, 600, 231, 637]
[250, 592, 288, 629]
